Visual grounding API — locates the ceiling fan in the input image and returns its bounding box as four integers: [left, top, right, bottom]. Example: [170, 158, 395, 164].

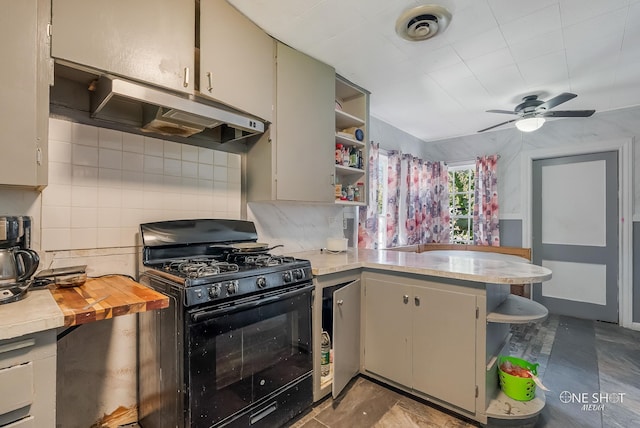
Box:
[478, 92, 595, 133]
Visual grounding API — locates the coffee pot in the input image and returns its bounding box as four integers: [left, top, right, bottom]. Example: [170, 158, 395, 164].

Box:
[0, 248, 39, 284]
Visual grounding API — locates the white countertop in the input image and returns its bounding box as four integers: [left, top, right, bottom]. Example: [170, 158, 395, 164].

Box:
[0, 289, 64, 341]
[292, 248, 552, 284]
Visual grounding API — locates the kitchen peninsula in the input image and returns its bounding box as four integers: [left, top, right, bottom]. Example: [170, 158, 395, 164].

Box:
[298, 248, 551, 426]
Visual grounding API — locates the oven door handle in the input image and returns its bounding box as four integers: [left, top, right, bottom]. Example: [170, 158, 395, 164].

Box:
[191, 284, 314, 323]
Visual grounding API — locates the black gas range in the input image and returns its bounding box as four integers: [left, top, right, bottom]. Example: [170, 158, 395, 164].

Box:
[138, 219, 313, 428]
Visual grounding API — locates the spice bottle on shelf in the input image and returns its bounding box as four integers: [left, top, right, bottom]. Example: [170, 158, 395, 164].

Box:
[335, 144, 343, 165]
[349, 147, 357, 167]
[357, 149, 363, 169]
[354, 185, 361, 202]
[347, 185, 355, 201]
[342, 147, 350, 166]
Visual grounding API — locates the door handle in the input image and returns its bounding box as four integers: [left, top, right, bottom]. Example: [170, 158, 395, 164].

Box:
[337, 299, 344, 306]
[183, 67, 190, 88]
[414, 296, 420, 306]
[403, 295, 409, 304]
[206, 71, 213, 92]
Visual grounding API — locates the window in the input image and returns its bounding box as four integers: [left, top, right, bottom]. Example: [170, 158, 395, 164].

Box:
[448, 164, 475, 244]
[376, 151, 389, 249]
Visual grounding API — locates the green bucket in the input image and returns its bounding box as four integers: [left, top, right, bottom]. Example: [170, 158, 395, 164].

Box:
[497, 356, 539, 401]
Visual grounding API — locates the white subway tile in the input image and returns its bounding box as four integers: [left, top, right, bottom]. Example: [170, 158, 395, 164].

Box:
[198, 164, 214, 181]
[42, 184, 71, 207]
[143, 173, 164, 192]
[41, 206, 71, 228]
[49, 140, 72, 163]
[72, 123, 98, 147]
[228, 153, 241, 169]
[213, 151, 227, 166]
[182, 145, 199, 162]
[97, 207, 122, 228]
[49, 118, 72, 142]
[227, 167, 241, 184]
[143, 192, 164, 210]
[198, 147, 214, 164]
[71, 165, 99, 187]
[122, 171, 144, 189]
[180, 193, 199, 207]
[48, 162, 72, 185]
[144, 155, 164, 174]
[213, 194, 228, 212]
[122, 152, 144, 171]
[163, 175, 182, 192]
[98, 228, 122, 248]
[99, 148, 123, 170]
[121, 208, 145, 227]
[71, 186, 99, 208]
[120, 227, 139, 247]
[213, 166, 228, 182]
[70, 228, 98, 249]
[72, 144, 99, 167]
[164, 158, 182, 177]
[213, 180, 227, 194]
[164, 141, 182, 160]
[98, 128, 123, 150]
[122, 189, 145, 209]
[71, 207, 98, 228]
[97, 187, 122, 208]
[198, 179, 214, 195]
[181, 177, 199, 193]
[98, 168, 122, 188]
[144, 137, 164, 157]
[122, 133, 144, 153]
[197, 195, 214, 212]
[162, 192, 182, 208]
[41, 228, 71, 251]
[181, 161, 198, 179]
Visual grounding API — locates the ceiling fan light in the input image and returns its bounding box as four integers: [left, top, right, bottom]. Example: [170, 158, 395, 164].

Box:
[515, 117, 545, 132]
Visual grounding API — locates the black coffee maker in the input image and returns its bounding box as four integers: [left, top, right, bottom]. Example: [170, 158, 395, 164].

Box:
[0, 216, 39, 304]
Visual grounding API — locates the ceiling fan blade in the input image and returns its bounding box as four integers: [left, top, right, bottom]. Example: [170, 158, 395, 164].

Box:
[477, 118, 518, 133]
[538, 92, 577, 111]
[486, 109, 517, 115]
[541, 109, 595, 118]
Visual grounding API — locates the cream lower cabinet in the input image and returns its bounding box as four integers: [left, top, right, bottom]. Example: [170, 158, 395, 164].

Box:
[0, 330, 57, 427]
[0, 0, 50, 187]
[363, 271, 478, 414]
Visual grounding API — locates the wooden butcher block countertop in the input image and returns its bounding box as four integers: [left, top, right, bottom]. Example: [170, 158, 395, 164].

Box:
[50, 275, 169, 327]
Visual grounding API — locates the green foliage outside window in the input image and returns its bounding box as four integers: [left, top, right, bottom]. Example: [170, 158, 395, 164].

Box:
[449, 168, 474, 244]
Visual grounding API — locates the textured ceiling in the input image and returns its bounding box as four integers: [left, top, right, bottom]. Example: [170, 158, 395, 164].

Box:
[228, 0, 640, 142]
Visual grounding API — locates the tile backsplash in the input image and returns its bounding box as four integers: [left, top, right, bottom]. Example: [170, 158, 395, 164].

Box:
[41, 118, 241, 251]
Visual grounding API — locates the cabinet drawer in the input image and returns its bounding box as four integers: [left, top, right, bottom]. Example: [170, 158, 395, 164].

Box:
[3, 416, 35, 428]
[0, 362, 33, 415]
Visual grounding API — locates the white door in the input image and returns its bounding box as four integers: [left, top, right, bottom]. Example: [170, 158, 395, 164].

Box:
[532, 151, 618, 322]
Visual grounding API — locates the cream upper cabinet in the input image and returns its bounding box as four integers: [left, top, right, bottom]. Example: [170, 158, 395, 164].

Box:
[51, 0, 194, 94]
[199, 1, 273, 122]
[247, 42, 334, 203]
[0, 0, 50, 187]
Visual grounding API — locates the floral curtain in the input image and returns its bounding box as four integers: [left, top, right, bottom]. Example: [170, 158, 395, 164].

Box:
[473, 154, 500, 246]
[401, 156, 450, 244]
[385, 151, 401, 247]
[358, 142, 379, 249]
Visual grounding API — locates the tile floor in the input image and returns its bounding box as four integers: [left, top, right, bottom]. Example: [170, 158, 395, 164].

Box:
[288, 315, 640, 428]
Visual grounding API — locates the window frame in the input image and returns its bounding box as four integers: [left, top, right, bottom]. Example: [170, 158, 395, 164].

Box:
[448, 162, 475, 245]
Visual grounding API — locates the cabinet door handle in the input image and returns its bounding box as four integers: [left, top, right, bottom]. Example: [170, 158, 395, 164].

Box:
[337, 299, 344, 306]
[183, 67, 190, 88]
[403, 295, 409, 304]
[206, 72, 213, 92]
[414, 296, 420, 306]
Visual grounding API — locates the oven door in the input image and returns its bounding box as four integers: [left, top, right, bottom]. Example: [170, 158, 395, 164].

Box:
[186, 283, 313, 427]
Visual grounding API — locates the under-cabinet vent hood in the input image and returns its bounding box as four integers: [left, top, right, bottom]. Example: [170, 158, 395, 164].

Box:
[90, 76, 264, 139]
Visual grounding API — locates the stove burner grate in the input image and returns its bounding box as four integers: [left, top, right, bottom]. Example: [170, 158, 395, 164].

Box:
[230, 254, 296, 267]
[164, 258, 239, 279]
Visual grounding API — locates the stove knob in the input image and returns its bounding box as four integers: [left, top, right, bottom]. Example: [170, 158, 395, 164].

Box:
[294, 269, 304, 280]
[227, 281, 239, 294]
[256, 276, 267, 288]
[209, 284, 221, 298]
[283, 271, 292, 283]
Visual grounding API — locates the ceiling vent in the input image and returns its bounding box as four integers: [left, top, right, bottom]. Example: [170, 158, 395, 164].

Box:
[395, 5, 452, 41]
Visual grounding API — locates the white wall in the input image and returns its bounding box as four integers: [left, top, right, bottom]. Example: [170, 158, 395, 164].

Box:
[0, 117, 243, 428]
